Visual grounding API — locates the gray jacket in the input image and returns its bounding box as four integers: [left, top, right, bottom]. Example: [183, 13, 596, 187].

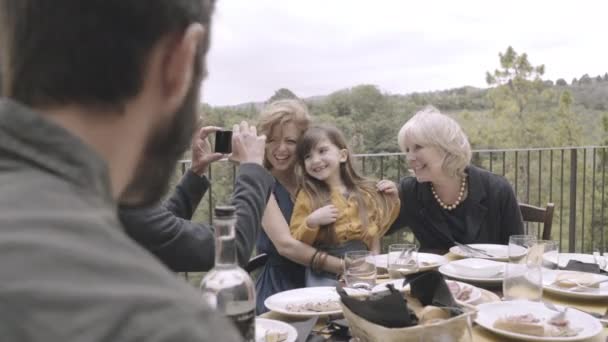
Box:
[119, 165, 274, 272]
[0, 99, 242, 341]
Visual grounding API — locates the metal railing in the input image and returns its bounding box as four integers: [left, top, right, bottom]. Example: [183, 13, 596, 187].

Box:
[178, 146, 608, 254]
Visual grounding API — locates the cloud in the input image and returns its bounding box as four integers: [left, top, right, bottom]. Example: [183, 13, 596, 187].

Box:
[201, 0, 608, 106]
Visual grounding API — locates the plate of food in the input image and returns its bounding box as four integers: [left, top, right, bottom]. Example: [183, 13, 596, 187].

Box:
[264, 287, 342, 317]
[449, 243, 525, 261]
[367, 252, 448, 271]
[256, 318, 297, 342]
[543, 270, 608, 299]
[446, 280, 482, 304]
[475, 300, 602, 341]
[438, 258, 505, 284]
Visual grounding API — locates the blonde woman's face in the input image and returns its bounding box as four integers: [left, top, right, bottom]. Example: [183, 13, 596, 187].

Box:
[265, 122, 299, 172]
[402, 137, 445, 183]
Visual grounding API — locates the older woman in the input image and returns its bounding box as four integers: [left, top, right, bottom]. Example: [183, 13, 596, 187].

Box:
[255, 99, 342, 314]
[387, 107, 524, 254]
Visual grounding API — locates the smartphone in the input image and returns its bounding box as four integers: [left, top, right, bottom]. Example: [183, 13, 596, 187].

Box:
[214, 129, 232, 154]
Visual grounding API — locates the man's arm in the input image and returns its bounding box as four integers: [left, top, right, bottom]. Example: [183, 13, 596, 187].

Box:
[119, 164, 273, 272]
[120, 122, 269, 272]
[162, 169, 208, 219]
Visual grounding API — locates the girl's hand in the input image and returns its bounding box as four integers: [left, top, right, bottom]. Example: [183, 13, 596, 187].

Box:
[377, 180, 398, 197]
[306, 205, 339, 228]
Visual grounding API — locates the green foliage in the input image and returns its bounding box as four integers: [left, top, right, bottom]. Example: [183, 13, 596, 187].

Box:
[267, 88, 299, 103]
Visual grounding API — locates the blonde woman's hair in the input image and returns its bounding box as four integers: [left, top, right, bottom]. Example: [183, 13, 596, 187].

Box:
[397, 106, 471, 177]
[258, 99, 311, 169]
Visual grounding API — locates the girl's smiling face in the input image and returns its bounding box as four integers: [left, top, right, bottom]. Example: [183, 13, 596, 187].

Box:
[303, 137, 347, 186]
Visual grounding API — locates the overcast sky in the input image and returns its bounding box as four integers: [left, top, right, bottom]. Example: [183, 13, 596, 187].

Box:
[201, 0, 608, 106]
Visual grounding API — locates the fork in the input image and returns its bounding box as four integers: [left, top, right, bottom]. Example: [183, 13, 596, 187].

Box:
[454, 242, 494, 258]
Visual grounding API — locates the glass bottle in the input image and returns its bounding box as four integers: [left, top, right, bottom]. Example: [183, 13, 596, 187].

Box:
[200, 205, 255, 341]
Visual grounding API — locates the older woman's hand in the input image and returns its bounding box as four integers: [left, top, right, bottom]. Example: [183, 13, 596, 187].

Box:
[377, 179, 398, 197]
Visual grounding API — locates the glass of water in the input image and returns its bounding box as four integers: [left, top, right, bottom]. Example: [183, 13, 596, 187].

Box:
[387, 243, 419, 279]
[534, 240, 560, 270]
[508, 234, 537, 263]
[343, 250, 377, 290]
[503, 237, 543, 301]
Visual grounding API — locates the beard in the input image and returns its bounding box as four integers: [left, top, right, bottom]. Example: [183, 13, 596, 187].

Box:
[119, 76, 200, 207]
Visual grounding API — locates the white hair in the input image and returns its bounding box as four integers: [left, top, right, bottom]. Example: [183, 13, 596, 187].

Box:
[397, 106, 471, 177]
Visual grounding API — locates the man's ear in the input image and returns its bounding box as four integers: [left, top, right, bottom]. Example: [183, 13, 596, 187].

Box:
[160, 23, 205, 113]
[339, 149, 348, 163]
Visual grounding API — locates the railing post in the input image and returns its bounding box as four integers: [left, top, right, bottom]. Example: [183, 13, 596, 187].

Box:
[569, 149, 577, 252]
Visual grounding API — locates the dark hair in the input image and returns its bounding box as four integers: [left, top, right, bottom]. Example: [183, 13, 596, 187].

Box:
[0, 0, 215, 109]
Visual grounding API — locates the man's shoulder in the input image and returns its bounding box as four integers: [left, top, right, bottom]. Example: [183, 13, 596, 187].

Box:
[0, 173, 240, 341]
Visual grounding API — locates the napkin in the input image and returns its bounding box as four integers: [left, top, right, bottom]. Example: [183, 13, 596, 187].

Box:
[405, 271, 463, 317]
[337, 270, 463, 328]
[337, 283, 417, 328]
[563, 260, 608, 275]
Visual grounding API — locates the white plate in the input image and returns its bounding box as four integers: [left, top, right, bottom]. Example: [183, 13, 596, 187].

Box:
[475, 300, 603, 341]
[543, 253, 597, 269]
[449, 243, 526, 261]
[542, 270, 608, 299]
[264, 287, 341, 317]
[368, 252, 448, 271]
[439, 259, 505, 284]
[256, 318, 298, 342]
[446, 280, 482, 304]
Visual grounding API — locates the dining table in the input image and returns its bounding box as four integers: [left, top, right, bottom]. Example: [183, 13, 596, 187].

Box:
[260, 251, 608, 341]
[443, 251, 608, 342]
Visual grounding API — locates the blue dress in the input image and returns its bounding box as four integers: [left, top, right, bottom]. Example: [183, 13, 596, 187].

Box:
[254, 181, 305, 314]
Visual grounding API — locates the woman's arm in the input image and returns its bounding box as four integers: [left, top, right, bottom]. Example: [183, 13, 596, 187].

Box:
[263, 195, 342, 274]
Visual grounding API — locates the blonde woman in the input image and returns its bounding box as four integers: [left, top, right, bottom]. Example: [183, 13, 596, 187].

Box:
[387, 107, 524, 254]
[255, 100, 343, 314]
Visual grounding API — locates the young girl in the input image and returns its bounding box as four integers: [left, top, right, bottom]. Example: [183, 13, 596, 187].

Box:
[289, 125, 400, 286]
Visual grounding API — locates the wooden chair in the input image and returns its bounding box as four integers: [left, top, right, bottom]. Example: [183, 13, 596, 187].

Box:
[519, 202, 555, 240]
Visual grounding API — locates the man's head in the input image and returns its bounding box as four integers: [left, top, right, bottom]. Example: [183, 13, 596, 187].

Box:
[0, 0, 216, 206]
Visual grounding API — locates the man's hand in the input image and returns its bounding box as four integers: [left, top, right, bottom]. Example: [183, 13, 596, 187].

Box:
[306, 205, 339, 228]
[229, 121, 266, 165]
[191, 126, 224, 176]
[377, 179, 398, 197]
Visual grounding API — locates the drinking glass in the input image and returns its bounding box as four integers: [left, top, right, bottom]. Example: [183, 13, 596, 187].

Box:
[503, 236, 543, 301]
[417, 312, 474, 342]
[343, 250, 377, 290]
[508, 234, 537, 263]
[532, 240, 560, 270]
[387, 243, 419, 279]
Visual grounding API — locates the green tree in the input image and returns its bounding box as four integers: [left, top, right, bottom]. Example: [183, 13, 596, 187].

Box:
[552, 90, 582, 146]
[266, 88, 298, 103]
[485, 46, 554, 147]
[556, 78, 567, 86]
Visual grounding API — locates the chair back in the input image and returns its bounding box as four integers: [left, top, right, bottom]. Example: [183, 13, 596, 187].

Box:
[519, 202, 555, 240]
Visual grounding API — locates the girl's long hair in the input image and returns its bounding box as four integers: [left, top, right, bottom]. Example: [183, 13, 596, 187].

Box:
[295, 125, 394, 244]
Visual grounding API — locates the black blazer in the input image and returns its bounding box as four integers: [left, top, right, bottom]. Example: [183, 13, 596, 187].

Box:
[387, 165, 524, 253]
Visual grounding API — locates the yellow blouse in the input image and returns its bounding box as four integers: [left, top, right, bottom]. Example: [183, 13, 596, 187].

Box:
[289, 188, 400, 249]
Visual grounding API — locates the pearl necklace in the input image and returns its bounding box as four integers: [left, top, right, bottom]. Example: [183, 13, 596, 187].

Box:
[431, 177, 467, 210]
